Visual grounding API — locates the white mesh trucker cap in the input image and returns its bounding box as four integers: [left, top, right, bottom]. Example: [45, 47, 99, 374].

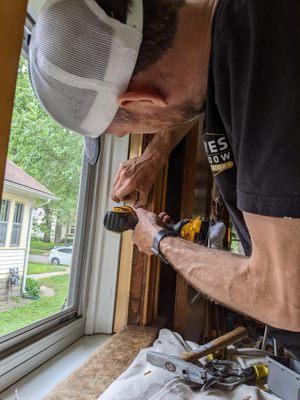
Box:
[29, 0, 143, 163]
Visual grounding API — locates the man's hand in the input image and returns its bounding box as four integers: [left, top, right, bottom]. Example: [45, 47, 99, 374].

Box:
[132, 208, 165, 254]
[111, 154, 164, 207]
[112, 122, 197, 207]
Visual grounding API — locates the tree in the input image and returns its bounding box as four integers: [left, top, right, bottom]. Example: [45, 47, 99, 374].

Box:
[8, 56, 84, 242]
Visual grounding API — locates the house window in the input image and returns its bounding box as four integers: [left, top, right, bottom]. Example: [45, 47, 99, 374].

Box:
[0, 3, 124, 392]
[10, 203, 24, 247]
[0, 200, 10, 246]
[0, 50, 85, 340]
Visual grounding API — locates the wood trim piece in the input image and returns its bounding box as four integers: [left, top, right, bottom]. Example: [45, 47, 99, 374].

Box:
[142, 163, 168, 325]
[113, 135, 143, 332]
[113, 231, 134, 332]
[127, 134, 168, 326]
[0, 1, 28, 200]
[180, 125, 199, 217]
[173, 122, 199, 335]
[173, 118, 214, 340]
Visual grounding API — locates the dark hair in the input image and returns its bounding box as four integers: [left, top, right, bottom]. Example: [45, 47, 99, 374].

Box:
[95, 0, 183, 72]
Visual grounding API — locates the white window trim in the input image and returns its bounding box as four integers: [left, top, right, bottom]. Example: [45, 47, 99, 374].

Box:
[0, 156, 91, 351]
[0, 199, 10, 246]
[85, 134, 130, 334]
[0, 134, 131, 391]
[0, 158, 91, 389]
[0, 318, 85, 392]
[10, 201, 24, 247]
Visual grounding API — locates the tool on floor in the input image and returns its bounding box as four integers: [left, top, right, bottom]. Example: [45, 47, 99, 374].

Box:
[181, 326, 249, 363]
[147, 352, 268, 391]
[104, 206, 209, 244]
[146, 327, 268, 391]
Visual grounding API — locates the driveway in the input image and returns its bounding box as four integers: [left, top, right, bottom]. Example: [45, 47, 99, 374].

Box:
[29, 254, 50, 264]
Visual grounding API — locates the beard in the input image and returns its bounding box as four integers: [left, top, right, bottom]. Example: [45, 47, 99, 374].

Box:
[111, 99, 206, 134]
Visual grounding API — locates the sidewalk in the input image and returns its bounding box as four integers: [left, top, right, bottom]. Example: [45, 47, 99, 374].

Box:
[27, 269, 70, 279]
[29, 254, 50, 264]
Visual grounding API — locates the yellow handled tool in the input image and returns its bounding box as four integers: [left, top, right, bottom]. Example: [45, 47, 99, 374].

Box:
[104, 206, 209, 244]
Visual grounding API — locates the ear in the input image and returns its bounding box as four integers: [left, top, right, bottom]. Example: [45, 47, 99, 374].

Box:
[117, 86, 168, 109]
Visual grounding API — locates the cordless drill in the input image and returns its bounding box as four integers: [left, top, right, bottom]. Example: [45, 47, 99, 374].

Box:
[103, 206, 209, 244]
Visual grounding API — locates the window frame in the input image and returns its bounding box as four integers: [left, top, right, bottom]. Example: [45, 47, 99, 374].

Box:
[0, 134, 131, 392]
[0, 199, 10, 246]
[0, 15, 96, 363]
[9, 202, 24, 247]
[0, 157, 95, 391]
[0, 6, 131, 391]
[0, 158, 91, 347]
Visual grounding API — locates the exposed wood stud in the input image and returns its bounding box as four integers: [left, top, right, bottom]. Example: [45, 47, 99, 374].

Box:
[0, 1, 28, 200]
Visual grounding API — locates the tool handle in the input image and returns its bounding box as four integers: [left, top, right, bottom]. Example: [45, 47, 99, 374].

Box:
[181, 326, 248, 363]
[165, 219, 189, 235]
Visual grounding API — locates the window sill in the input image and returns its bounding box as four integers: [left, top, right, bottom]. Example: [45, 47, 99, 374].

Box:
[1, 334, 109, 399]
[0, 318, 85, 392]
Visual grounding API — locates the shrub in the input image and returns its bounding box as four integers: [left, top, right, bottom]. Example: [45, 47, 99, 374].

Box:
[30, 238, 56, 251]
[25, 278, 40, 298]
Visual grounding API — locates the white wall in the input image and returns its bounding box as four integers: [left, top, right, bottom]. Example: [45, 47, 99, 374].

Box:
[0, 248, 25, 299]
[0, 191, 33, 298]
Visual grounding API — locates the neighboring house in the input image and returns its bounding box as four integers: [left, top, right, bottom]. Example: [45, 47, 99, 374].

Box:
[33, 208, 76, 243]
[0, 160, 56, 300]
[60, 222, 76, 242]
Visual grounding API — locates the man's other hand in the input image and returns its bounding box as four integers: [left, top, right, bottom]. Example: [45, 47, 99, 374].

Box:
[132, 208, 165, 254]
[111, 154, 163, 207]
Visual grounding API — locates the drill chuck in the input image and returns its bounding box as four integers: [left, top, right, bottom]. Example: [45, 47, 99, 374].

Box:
[103, 206, 138, 233]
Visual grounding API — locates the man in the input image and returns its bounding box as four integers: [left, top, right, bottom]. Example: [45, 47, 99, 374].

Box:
[29, 0, 300, 357]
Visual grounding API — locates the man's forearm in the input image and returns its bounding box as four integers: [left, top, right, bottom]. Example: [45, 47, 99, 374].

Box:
[143, 120, 197, 161]
[159, 235, 297, 330]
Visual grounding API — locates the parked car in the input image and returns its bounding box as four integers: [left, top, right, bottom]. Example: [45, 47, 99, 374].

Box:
[48, 246, 73, 266]
[53, 242, 73, 249]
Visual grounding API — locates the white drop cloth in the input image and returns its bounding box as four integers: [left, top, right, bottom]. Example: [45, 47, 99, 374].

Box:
[99, 329, 280, 400]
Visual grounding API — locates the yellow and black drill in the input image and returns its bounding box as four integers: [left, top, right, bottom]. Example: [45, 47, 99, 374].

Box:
[103, 206, 209, 244]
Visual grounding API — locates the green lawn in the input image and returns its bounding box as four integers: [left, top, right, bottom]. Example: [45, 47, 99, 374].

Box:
[0, 274, 70, 336]
[29, 249, 49, 255]
[27, 262, 68, 275]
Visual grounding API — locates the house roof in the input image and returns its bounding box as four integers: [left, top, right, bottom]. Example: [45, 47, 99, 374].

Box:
[4, 159, 57, 200]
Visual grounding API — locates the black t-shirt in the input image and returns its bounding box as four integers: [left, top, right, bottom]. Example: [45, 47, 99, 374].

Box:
[204, 0, 300, 356]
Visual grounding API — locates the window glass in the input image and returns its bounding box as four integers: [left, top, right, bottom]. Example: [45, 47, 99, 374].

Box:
[58, 248, 72, 254]
[0, 55, 84, 337]
[0, 200, 10, 246]
[10, 203, 24, 247]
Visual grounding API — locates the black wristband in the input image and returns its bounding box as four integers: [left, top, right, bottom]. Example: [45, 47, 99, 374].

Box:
[151, 229, 178, 265]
